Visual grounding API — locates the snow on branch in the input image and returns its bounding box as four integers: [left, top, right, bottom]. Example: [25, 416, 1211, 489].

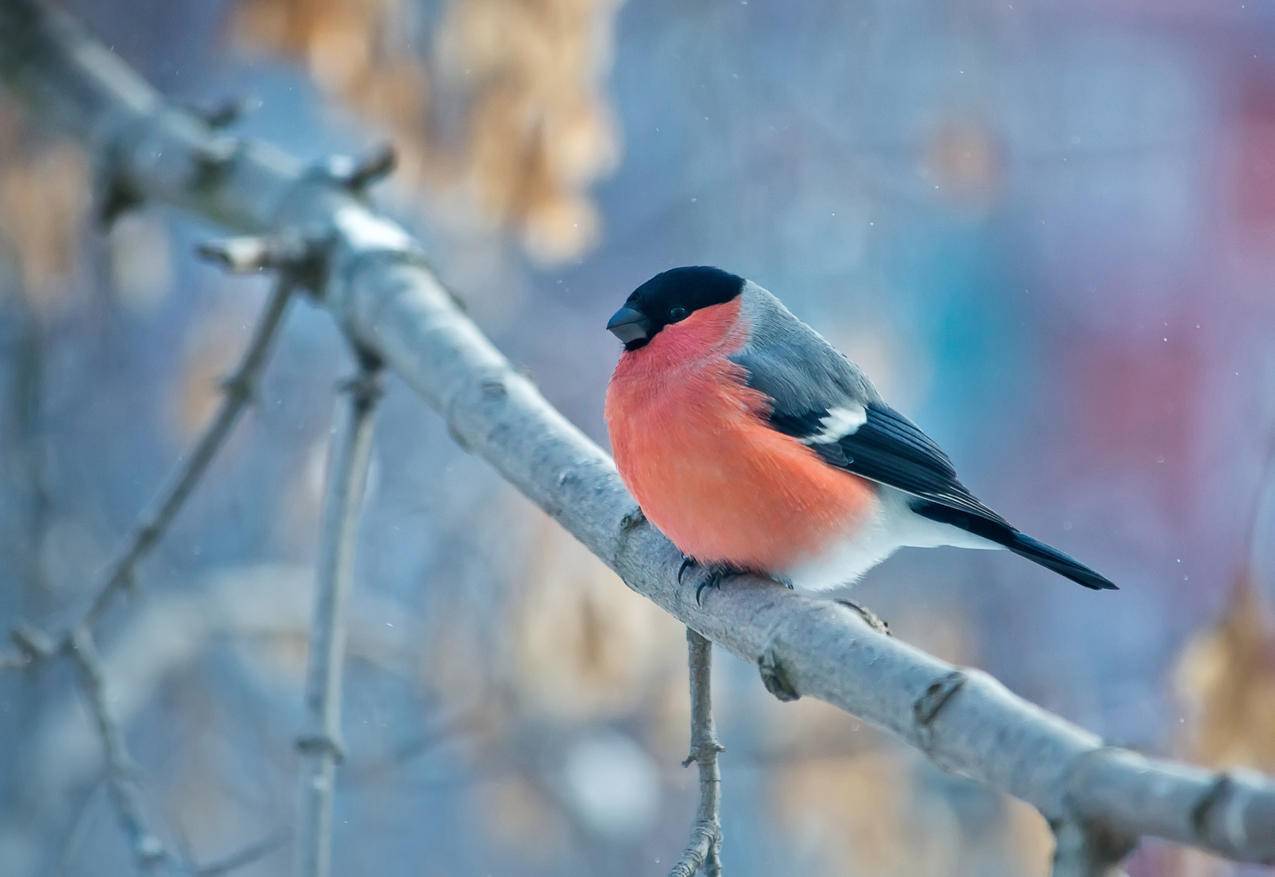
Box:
[2, 0, 1273, 871]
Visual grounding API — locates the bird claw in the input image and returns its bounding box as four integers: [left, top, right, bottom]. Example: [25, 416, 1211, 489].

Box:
[695, 572, 720, 608]
[678, 556, 695, 585]
[677, 558, 745, 607]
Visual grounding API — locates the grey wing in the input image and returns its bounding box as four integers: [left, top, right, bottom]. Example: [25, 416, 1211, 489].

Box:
[730, 284, 1118, 592]
[730, 288, 1010, 527]
[730, 285, 879, 413]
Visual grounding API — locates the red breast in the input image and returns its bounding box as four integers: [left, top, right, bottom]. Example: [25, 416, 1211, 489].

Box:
[605, 298, 878, 572]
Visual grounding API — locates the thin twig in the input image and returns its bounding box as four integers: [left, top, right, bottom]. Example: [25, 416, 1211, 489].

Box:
[0, 652, 33, 670]
[1240, 428, 1275, 574]
[295, 360, 382, 877]
[82, 279, 293, 630]
[11, 299, 52, 596]
[0, 280, 292, 668]
[66, 628, 169, 871]
[195, 830, 290, 876]
[346, 707, 487, 786]
[670, 628, 724, 877]
[0, 280, 289, 662]
[1050, 820, 1134, 877]
[0, 281, 293, 874]
[53, 781, 104, 876]
[321, 143, 397, 192]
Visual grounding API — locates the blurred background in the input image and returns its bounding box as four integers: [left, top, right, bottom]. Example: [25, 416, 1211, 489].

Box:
[1, 0, 1274, 874]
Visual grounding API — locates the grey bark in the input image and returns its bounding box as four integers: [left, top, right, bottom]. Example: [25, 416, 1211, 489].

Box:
[0, 275, 293, 873]
[2, 0, 1274, 869]
[65, 628, 170, 872]
[85, 280, 293, 628]
[2, 279, 292, 661]
[669, 629, 724, 877]
[295, 365, 381, 877]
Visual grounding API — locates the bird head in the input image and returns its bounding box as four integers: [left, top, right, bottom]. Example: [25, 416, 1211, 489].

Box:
[606, 266, 744, 351]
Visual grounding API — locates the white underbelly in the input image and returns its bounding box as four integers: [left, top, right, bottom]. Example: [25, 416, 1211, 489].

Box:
[778, 487, 1001, 592]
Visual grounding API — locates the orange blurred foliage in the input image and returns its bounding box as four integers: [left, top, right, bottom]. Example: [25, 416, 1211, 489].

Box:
[232, 0, 621, 264]
[923, 114, 1002, 213]
[1166, 463, 1275, 877]
[0, 96, 91, 315]
[1175, 574, 1275, 772]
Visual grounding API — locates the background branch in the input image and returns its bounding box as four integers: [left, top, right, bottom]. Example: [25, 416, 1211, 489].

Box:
[669, 628, 724, 877]
[0, 275, 293, 871]
[83, 279, 293, 629]
[295, 361, 382, 877]
[194, 832, 290, 877]
[65, 628, 169, 872]
[2, 0, 1273, 871]
[0, 278, 292, 662]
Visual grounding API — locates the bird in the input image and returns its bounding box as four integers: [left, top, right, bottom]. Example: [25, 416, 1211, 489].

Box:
[603, 266, 1117, 597]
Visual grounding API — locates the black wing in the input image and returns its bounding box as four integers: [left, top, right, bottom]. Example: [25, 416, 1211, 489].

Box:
[728, 311, 1007, 526]
[769, 398, 1012, 527]
[727, 287, 1116, 590]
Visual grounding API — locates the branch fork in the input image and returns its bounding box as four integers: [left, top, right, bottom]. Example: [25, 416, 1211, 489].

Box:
[0, 273, 295, 871]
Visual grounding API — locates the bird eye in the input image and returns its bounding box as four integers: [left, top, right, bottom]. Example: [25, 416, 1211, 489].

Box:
[668, 306, 689, 322]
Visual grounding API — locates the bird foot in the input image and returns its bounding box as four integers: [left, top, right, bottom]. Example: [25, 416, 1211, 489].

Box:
[677, 558, 747, 607]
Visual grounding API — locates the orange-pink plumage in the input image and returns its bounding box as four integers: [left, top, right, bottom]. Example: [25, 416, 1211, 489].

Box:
[605, 298, 878, 573]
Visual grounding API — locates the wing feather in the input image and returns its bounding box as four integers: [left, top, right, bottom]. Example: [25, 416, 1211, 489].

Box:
[730, 288, 1008, 528]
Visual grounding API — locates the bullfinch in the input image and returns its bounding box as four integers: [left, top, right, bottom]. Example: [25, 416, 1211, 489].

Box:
[604, 266, 1116, 595]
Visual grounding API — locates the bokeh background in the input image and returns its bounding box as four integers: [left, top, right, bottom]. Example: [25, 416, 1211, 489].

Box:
[2, 1, 1274, 875]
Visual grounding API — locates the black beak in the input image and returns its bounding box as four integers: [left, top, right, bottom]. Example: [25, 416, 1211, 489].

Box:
[606, 305, 652, 346]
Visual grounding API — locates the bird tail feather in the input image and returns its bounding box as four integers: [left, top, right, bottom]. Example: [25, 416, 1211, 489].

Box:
[911, 501, 1117, 591]
[1001, 530, 1117, 591]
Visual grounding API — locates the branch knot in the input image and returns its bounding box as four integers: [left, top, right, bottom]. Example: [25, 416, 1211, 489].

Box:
[681, 740, 726, 769]
[757, 647, 799, 702]
[296, 733, 346, 764]
[10, 623, 56, 662]
[913, 670, 967, 753]
[196, 231, 325, 288]
[318, 143, 397, 193]
[1190, 772, 1239, 848]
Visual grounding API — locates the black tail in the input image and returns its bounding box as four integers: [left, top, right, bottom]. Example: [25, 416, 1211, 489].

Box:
[911, 501, 1118, 591]
[1000, 530, 1117, 590]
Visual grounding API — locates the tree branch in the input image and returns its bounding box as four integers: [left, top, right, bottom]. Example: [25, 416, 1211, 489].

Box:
[295, 362, 382, 877]
[0, 277, 292, 665]
[194, 831, 288, 877]
[669, 628, 724, 877]
[65, 628, 170, 872]
[0, 258, 291, 870]
[84, 278, 293, 629]
[3, 0, 1274, 869]
[0, 278, 291, 862]
[195, 831, 289, 877]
